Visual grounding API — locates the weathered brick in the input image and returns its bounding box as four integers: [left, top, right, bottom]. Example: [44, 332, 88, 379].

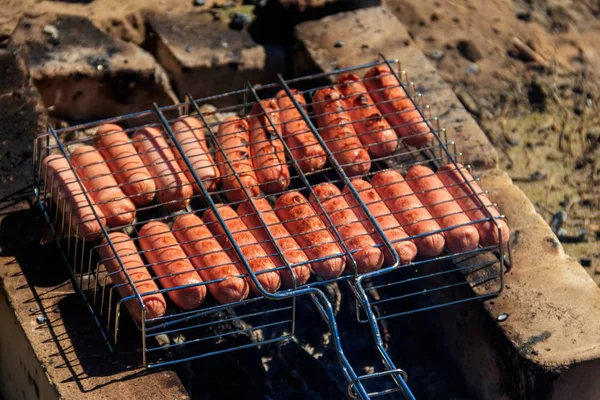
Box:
[8, 13, 178, 122]
[146, 11, 268, 105]
[294, 6, 499, 170]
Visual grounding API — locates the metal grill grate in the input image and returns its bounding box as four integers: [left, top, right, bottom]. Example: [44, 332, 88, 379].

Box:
[32, 55, 510, 399]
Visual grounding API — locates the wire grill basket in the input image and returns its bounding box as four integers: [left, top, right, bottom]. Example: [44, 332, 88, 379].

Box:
[33, 55, 510, 399]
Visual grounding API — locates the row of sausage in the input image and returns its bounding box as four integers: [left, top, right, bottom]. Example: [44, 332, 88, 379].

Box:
[100, 163, 509, 322]
[41, 65, 433, 239]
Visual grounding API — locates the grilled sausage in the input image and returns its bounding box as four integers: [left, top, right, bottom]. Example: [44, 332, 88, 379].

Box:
[311, 183, 383, 274]
[437, 163, 509, 247]
[203, 205, 281, 294]
[216, 116, 261, 203]
[275, 89, 327, 173]
[364, 66, 433, 147]
[312, 87, 371, 177]
[172, 214, 249, 304]
[133, 127, 192, 211]
[172, 116, 220, 193]
[371, 170, 445, 257]
[248, 100, 290, 194]
[275, 191, 346, 278]
[138, 221, 206, 309]
[42, 154, 106, 240]
[70, 145, 136, 227]
[95, 124, 155, 206]
[237, 199, 311, 287]
[336, 74, 398, 157]
[99, 232, 166, 321]
[405, 165, 480, 253]
[343, 179, 417, 265]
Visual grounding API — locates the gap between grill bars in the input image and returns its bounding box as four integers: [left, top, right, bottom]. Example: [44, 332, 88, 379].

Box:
[32, 55, 509, 400]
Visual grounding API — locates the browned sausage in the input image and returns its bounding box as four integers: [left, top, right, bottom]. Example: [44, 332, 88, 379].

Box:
[405, 165, 480, 253]
[216, 117, 261, 203]
[275, 89, 327, 173]
[312, 87, 371, 177]
[371, 170, 445, 257]
[172, 213, 249, 304]
[70, 145, 136, 227]
[138, 221, 206, 310]
[133, 127, 192, 211]
[343, 179, 417, 265]
[203, 205, 281, 294]
[95, 124, 155, 206]
[437, 163, 509, 247]
[99, 232, 166, 321]
[237, 199, 311, 287]
[42, 154, 106, 240]
[275, 191, 346, 278]
[336, 74, 398, 157]
[172, 116, 220, 193]
[310, 183, 383, 274]
[248, 100, 290, 194]
[364, 65, 433, 147]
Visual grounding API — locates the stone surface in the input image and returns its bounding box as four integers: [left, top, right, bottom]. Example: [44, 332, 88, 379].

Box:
[8, 13, 178, 123]
[0, 49, 48, 201]
[294, 6, 499, 170]
[146, 11, 269, 104]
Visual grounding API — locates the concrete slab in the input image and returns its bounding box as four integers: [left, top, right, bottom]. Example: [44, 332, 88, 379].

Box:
[294, 6, 499, 170]
[146, 11, 268, 105]
[8, 13, 178, 123]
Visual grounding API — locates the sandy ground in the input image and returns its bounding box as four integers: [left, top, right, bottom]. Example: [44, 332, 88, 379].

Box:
[388, 0, 600, 284]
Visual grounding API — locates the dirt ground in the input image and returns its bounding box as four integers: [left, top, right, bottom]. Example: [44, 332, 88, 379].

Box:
[0, 0, 598, 283]
[388, 0, 600, 284]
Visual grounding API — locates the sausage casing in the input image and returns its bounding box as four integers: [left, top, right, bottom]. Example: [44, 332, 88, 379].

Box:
[311, 183, 383, 274]
[312, 87, 371, 177]
[437, 163, 509, 247]
[133, 127, 192, 211]
[343, 179, 417, 265]
[70, 145, 136, 227]
[99, 232, 166, 321]
[336, 74, 398, 157]
[172, 213, 249, 304]
[138, 221, 206, 310]
[364, 66, 433, 147]
[95, 123, 155, 206]
[371, 170, 445, 257]
[405, 165, 480, 253]
[172, 116, 220, 193]
[248, 100, 290, 194]
[237, 199, 311, 287]
[203, 205, 281, 294]
[275, 191, 346, 278]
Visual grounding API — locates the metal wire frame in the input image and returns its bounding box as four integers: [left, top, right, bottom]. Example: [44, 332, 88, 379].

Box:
[31, 56, 511, 399]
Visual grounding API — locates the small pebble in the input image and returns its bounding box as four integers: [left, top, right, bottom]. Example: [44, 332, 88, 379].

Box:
[594, 267, 600, 275]
[431, 50, 445, 60]
[29, 307, 38, 313]
[185, 45, 193, 53]
[466, 63, 479, 75]
[550, 210, 567, 234]
[496, 313, 509, 322]
[193, 0, 205, 5]
[580, 258, 592, 267]
[97, 64, 104, 71]
[334, 40, 345, 48]
[221, 41, 229, 48]
[36, 316, 47, 324]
